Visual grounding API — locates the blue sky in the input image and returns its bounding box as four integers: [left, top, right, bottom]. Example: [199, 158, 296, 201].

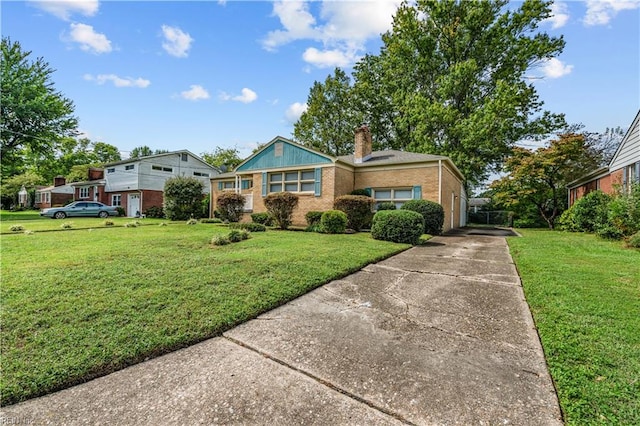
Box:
[2, 0, 639, 160]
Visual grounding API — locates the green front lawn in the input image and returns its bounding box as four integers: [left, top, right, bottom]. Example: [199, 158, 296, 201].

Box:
[508, 230, 640, 425]
[1, 224, 410, 405]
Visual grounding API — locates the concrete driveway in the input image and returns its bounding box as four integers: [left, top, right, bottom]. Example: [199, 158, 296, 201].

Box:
[1, 228, 562, 425]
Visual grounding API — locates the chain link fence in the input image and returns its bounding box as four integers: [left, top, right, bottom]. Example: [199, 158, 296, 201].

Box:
[467, 210, 513, 226]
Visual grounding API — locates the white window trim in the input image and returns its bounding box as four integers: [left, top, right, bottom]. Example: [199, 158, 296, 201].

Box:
[372, 187, 413, 209]
[268, 169, 315, 194]
[111, 194, 122, 206]
[79, 187, 90, 199]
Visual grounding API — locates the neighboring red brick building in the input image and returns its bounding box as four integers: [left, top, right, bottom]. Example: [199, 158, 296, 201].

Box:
[35, 176, 74, 209]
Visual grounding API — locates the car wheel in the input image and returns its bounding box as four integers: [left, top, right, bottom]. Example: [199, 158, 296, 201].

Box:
[98, 211, 109, 218]
[54, 211, 66, 219]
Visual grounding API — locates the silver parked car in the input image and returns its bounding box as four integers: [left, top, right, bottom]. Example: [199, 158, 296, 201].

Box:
[40, 201, 119, 219]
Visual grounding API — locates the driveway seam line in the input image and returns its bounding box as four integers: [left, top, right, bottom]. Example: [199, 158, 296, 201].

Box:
[222, 334, 416, 426]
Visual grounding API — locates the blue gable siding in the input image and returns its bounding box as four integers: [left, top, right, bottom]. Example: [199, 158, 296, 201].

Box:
[237, 139, 333, 172]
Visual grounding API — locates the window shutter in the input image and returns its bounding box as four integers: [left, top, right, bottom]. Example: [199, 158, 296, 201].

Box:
[364, 187, 372, 197]
[412, 185, 422, 200]
[217, 182, 222, 190]
[636, 162, 640, 183]
[262, 172, 268, 197]
[241, 180, 249, 190]
[622, 167, 627, 185]
[314, 168, 322, 196]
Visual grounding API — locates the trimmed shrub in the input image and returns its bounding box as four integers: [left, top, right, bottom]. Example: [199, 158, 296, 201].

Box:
[164, 176, 205, 220]
[304, 224, 323, 233]
[231, 222, 266, 232]
[216, 192, 245, 223]
[572, 190, 611, 232]
[9, 224, 24, 232]
[607, 184, 640, 237]
[144, 206, 164, 219]
[251, 212, 273, 226]
[212, 235, 230, 246]
[103, 220, 114, 226]
[334, 195, 374, 231]
[628, 231, 640, 248]
[124, 221, 138, 228]
[115, 207, 125, 217]
[228, 229, 244, 243]
[557, 206, 579, 232]
[305, 211, 324, 226]
[60, 222, 73, 229]
[371, 210, 424, 245]
[320, 210, 348, 234]
[350, 188, 371, 197]
[595, 223, 624, 240]
[401, 200, 444, 235]
[264, 192, 299, 230]
[186, 218, 198, 225]
[377, 202, 396, 211]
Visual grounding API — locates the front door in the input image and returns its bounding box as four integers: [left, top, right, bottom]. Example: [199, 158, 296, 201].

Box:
[128, 194, 141, 217]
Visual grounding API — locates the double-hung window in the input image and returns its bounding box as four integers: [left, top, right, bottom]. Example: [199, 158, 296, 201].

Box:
[112, 194, 122, 206]
[79, 187, 90, 199]
[269, 170, 315, 193]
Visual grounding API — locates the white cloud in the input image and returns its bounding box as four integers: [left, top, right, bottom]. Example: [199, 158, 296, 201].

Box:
[84, 74, 151, 88]
[68, 23, 112, 54]
[302, 47, 357, 68]
[180, 85, 210, 101]
[583, 0, 640, 26]
[219, 88, 258, 104]
[161, 25, 193, 58]
[29, 0, 99, 21]
[540, 58, 574, 78]
[543, 2, 570, 29]
[262, 0, 402, 68]
[285, 102, 308, 124]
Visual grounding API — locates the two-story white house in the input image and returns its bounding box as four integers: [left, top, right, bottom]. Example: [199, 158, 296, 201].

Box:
[72, 150, 218, 217]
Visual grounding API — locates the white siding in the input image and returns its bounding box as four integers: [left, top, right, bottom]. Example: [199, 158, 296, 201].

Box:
[104, 152, 217, 193]
[610, 110, 640, 171]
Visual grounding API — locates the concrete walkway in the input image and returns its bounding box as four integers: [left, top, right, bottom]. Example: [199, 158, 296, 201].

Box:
[1, 228, 562, 425]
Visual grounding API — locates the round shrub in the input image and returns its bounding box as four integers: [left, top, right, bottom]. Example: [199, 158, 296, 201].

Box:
[401, 200, 444, 235]
[216, 192, 246, 223]
[143, 206, 164, 219]
[231, 222, 266, 232]
[305, 211, 324, 226]
[377, 202, 396, 211]
[320, 210, 348, 234]
[571, 190, 611, 232]
[200, 218, 222, 224]
[371, 210, 424, 245]
[628, 231, 640, 248]
[212, 235, 230, 246]
[251, 212, 273, 226]
[164, 176, 205, 220]
[10, 224, 24, 232]
[334, 195, 374, 231]
[264, 192, 299, 230]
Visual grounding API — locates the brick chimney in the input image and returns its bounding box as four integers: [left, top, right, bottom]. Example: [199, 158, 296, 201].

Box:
[354, 125, 372, 164]
[54, 176, 66, 187]
[88, 167, 104, 181]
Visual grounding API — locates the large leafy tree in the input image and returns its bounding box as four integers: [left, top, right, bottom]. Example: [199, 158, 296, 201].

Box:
[293, 68, 364, 156]
[296, 0, 566, 186]
[490, 133, 600, 229]
[201, 147, 243, 171]
[1, 37, 78, 179]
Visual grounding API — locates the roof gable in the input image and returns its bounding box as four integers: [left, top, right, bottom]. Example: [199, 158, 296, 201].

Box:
[609, 109, 640, 171]
[104, 150, 216, 171]
[236, 137, 334, 172]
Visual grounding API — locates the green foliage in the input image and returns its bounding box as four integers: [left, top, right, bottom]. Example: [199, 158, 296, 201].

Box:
[293, 68, 362, 156]
[251, 212, 273, 226]
[129, 146, 168, 159]
[371, 210, 424, 245]
[231, 222, 266, 232]
[211, 235, 230, 246]
[124, 222, 139, 228]
[115, 207, 125, 217]
[200, 218, 222, 224]
[0, 171, 46, 209]
[563, 191, 611, 233]
[401, 199, 444, 235]
[201, 147, 243, 171]
[320, 210, 348, 234]
[595, 223, 624, 240]
[163, 176, 205, 221]
[607, 184, 640, 237]
[264, 192, 299, 230]
[491, 134, 600, 229]
[143, 206, 164, 219]
[60, 222, 73, 229]
[1, 37, 78, 179]
[186, 218, 198, 225]
[227, 229, 246, 243]
[627, 231, 640, 248]
[333, 195, 374, 231]
[103, 220, 114, 227]
[377, 202, 396, 211]
[305, 211, 323, 226]
[9, 224, 24, 232]
[216, 192, 245, 222]
[350, 188, 371, 197]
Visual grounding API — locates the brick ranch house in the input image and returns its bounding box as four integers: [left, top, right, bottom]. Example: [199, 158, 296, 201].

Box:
[567, 109, 640, 206]
[34, 176, 75, 209]
[210, 127, 467, 232]
[68, 150, 218, 217]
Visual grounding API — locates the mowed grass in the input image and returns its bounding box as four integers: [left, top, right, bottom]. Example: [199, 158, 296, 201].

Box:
[1, 212, 167, 233]
[508, 230, 640, 425]
[1, 224, 410, 405]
